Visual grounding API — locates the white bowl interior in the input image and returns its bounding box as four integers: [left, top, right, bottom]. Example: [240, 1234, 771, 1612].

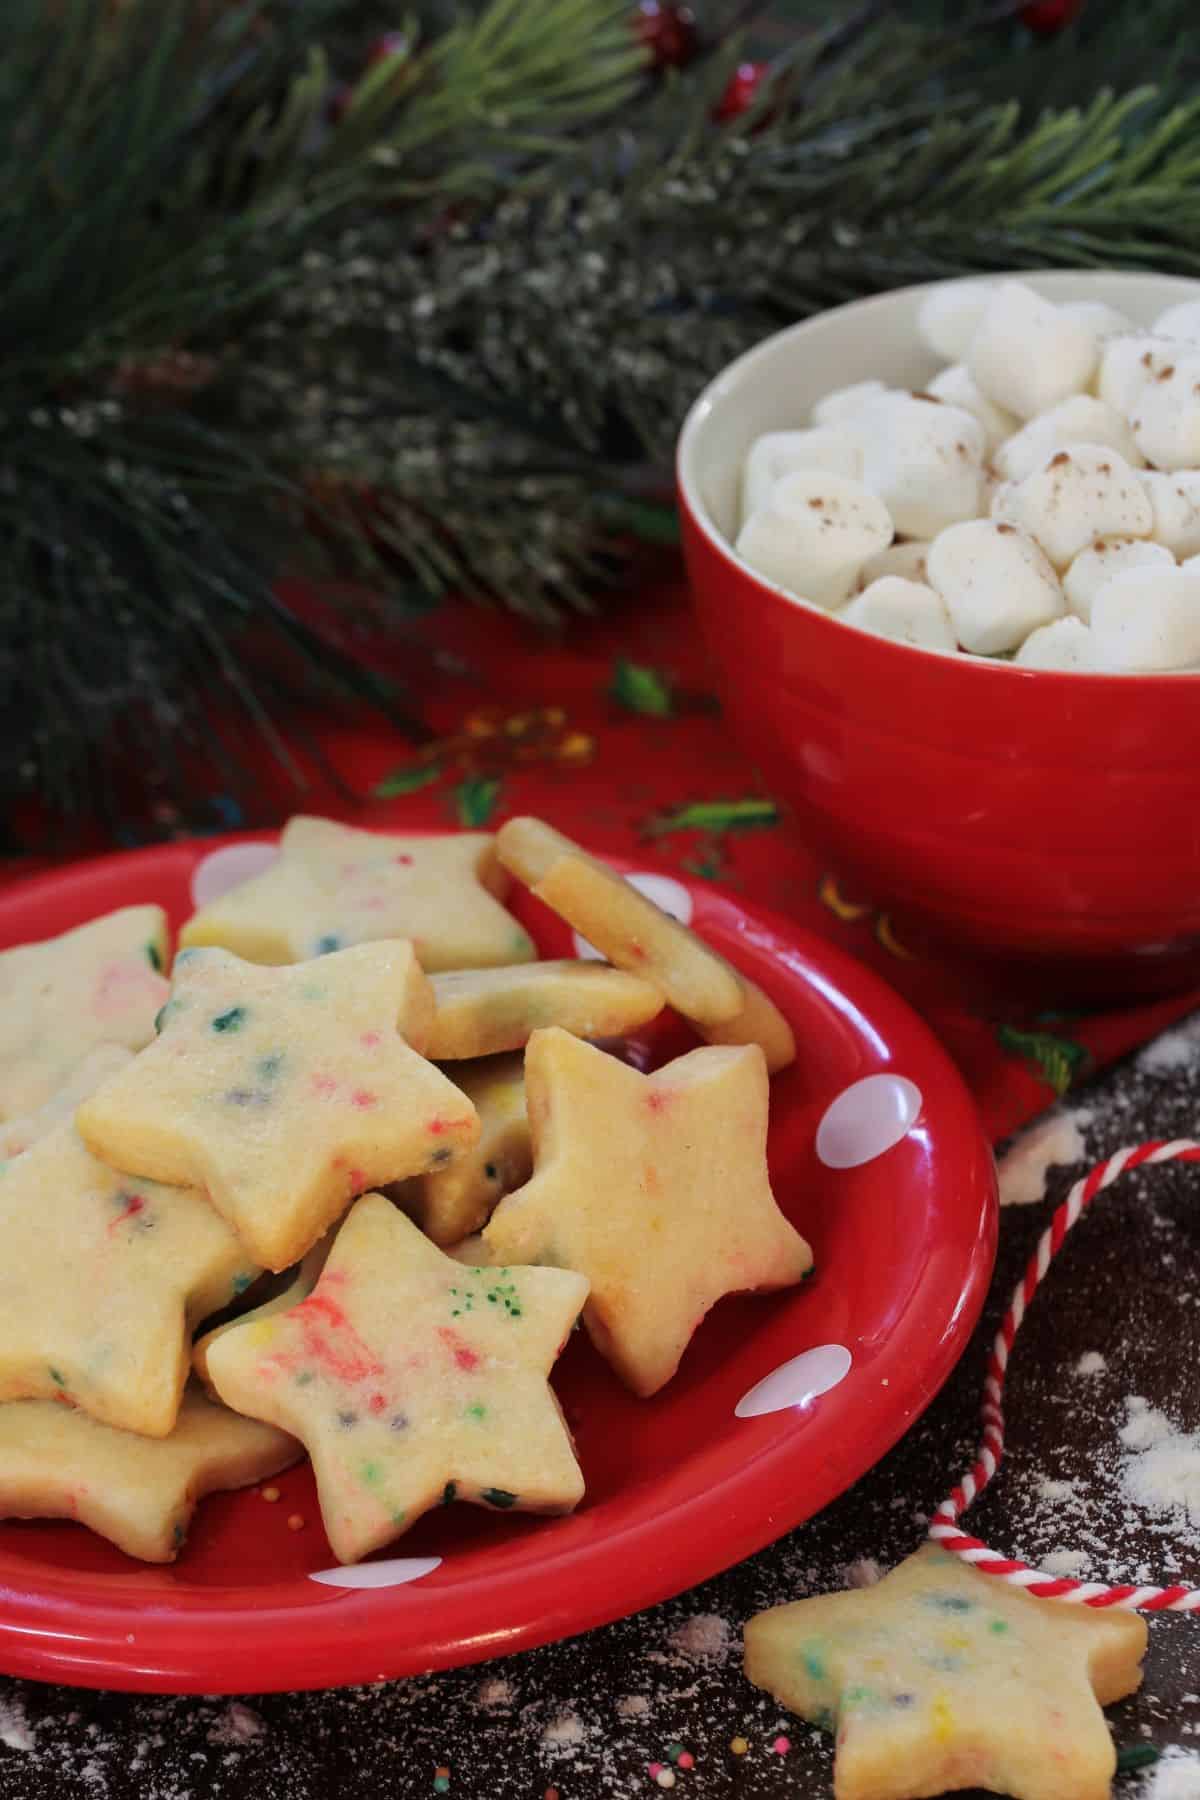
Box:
[679, 271, 1200, 543]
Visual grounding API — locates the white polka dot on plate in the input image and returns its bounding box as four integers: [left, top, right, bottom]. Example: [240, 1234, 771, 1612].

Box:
[815, 1074, 922, 1170]
[308, 1556, 442, 1590]
[573, 871, 694, 961]
[735, 1344, 853, 1419]
[190, 842, 279, 910]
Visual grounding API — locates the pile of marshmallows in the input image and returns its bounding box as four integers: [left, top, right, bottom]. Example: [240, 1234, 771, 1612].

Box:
[733, 279, 1200, 672]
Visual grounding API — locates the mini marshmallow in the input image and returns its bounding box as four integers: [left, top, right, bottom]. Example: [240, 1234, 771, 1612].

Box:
[1130, 351, 1200, 471]
[1141, 470, 1200, 558]
[993, 395, 1145, 484]
[811, 380, 888, 429]
[1001, 444, 1152, 571]
[916, 281, 997, 364]
[926, 364, 1018, 455]
[1091, 567, 1200, 671]
[739, 429, 863, 526]
[735, 470, 893, 609]
[926, 520, 1064, 655]
[837, 577, 957, 653]
[1063, 537, 1175, 623]
[856, 540, 932, 589]
[1013, 615, 1097, 671]
[856, 393, 985, 538]
[1153, 298, 1200, 342]
[1096, 334, 1177, 415]
[967, 281, 1101, 421]
[1061, 300, 1134, 342]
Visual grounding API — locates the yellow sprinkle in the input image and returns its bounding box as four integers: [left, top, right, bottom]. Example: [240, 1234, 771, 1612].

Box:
[246, 1319, 277, 1348]
[260, 1486, 280, 1503]
[287, 1513, 306, 1532]
[730, 1737, 749, 1756]
[931, 1693, 955, 1745]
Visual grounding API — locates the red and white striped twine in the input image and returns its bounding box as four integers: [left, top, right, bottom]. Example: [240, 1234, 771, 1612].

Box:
[929, 1137, 1200, 1611]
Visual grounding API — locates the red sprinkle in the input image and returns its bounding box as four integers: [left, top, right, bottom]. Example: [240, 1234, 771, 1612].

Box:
[427, 1115, 450, 1135]
[771, 1736, 791, 1756]
[367, 1392, 387, 1414]
[437, 1327, 480, 1372]
[287, 1293, 384, 1384]
[311, 1072, 339, 1098]
[107, 1192, 146, 1233]
[351, 1089, 378, 1110]
[394, 853, 414, 866]
[646, 1089, 671, 1113]
[360, 1031, 382, 1048]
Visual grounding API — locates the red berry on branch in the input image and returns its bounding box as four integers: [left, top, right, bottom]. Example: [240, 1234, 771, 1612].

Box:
[633, 1, 699, 71]
[1019, 0, 1085, 36]
[714, 61, 768, 123]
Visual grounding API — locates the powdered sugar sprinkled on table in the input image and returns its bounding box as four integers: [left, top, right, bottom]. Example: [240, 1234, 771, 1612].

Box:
[0, 1695, 34, 1751]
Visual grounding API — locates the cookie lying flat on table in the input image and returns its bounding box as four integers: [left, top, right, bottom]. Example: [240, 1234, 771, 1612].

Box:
[483, 1029, 812, 1397]
[0, 1382, 298, 1563]
[495, 817, 795, 1072]
[0, 1044, 133, 1161]
[393, 1053, 531, 1246]
[0, 1125, 256, 1436]
[427, 961, 663, 1061]
[205, 1193, 588, 1565]
[744, 1544, 1147, 1800]
[75, 942, 479, 1271]
[193, 1232, 334, 1388]
[181, 817, 535, 972]
[0, 905, 169, 1119]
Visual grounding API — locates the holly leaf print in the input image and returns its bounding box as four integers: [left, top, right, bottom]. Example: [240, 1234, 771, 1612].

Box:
[996, 1025, 1091, 1097]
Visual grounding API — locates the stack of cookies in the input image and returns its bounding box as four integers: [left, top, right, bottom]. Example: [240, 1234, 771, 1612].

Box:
[0, 817, 809, 1566]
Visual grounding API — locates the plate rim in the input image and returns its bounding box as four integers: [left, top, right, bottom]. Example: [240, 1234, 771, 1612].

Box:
[0, 830, 998, 1692]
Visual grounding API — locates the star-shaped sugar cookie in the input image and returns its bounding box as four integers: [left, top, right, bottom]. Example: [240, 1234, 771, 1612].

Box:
[495, 817, 795, 1071]
[0, 1124, 257, 1436]
[205, 1192, 588, 1564]
[744, 1544, 1148, 1800]
[0, 1382, 299, 1563]
[392, 1053, 531, 1245]
[427, 960, 663, 1061]
[193, 1232, 334, 1387]
[0, 905, 169, 1118]
[483, 1028, 812, 1396]
[180, 816, 536, 972]
[75, 942, 480, 1271]
[0, 1044, 133, 1162]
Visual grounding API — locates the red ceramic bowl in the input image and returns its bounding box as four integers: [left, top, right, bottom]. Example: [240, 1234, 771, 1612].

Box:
[678, 271, 1200, 1000]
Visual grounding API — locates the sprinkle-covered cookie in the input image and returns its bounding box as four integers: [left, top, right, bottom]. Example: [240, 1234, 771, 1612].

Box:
[205, 1192, 588, 1564]
[0, 905, 169, 1118]
[193, 1233, 334, 1388]
[495, 817, 795, 1071]
[181, 816, 535, 972]
[483, 1029, 812, 1396]
[393, 1053, 531, 1245]
[75, 942, 479, 1271]
[427, 961, 663, 1061]
[0, 1044, 133, 1162]
[0, 1383, 299, 1563]
[0, 1125, 256, 1436]
[744, 1544, 1147, 1800]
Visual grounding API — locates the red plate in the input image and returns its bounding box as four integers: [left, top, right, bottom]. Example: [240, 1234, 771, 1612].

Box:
[0, 835, 996, 1693]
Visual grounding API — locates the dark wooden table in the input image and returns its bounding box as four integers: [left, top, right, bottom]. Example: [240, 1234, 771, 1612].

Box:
[2, 1017, 1198, 1799]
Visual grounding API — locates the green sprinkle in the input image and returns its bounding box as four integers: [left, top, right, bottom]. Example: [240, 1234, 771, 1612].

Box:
[441, 1481, 457, 1506]
[361, 1461, 383, 1486]
[391, 1509, 407, 1526]
[295, 1370, 314, 1386]
[814, 1707, 835, 1732]
[481, 1487, 518, 1509]
[231, 1272, 254, 1296]
[153, 1003, 169, 1034]
[48, 1366, 65, 1387]
[802, 1642, 827, 1681]
[211, 1006, 246, 1033]
[465, 1402, 487, 1421]
[301, 984, 325, 1001]
[1116, 1745, 1160, 1773]
[145, 942, 163, 971]
[315, 934, 341, 955]
[988, 1618, 1009, 1635]
[257, 1052, 285, 1080]
[924, 1592, 972, 1613]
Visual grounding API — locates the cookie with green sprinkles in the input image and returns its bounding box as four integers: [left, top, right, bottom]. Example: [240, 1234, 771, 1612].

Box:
[743, 1544, 1147, 1800]
[204, 1192, 588, 1564]
[0, 1382, 298, 1563]
[75, 940, 480, 1271]
[0, 904, 169, 1119]
[484, 1029, 811, 1397]
[0, 1123, 257, 1436]
[392, 1053, 531, 1246]
[180, 816, 535, 973]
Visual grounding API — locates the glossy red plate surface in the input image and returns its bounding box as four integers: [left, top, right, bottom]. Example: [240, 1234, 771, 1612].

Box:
[0, 835, 996, 1693]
